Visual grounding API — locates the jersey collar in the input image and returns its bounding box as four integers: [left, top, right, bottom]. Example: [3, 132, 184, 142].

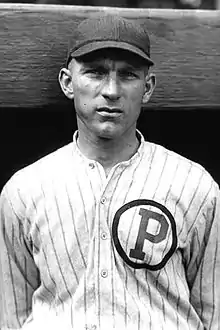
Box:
[72, 129, 146, 167]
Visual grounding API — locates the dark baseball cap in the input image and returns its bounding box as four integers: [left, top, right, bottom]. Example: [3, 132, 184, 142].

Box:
[67, 14, 154, 66]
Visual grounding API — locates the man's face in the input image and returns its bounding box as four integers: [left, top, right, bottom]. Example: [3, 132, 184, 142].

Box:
[61, 49, 155, 140]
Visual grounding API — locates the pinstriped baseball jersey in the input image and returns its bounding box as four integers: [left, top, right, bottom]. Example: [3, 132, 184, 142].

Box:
[0, 130, 219, 330]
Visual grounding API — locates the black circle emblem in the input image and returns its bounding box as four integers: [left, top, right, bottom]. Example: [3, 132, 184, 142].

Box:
[112, 199, 177, 271]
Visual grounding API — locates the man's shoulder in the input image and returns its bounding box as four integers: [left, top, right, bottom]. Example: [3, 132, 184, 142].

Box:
[3, 142, 74, 193]
[20, 141, 72, 172]
[145, 140, 216, 184]
[143, 141, 219, 206]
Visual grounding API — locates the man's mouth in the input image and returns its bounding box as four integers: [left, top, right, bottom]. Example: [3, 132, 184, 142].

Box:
[96, 107, 123, 118]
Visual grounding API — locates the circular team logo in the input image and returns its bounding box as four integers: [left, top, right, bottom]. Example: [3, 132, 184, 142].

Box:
[112, 199, 177, 271]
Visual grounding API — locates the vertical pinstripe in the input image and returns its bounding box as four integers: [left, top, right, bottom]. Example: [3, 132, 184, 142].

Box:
[41, 185, 73, 301]
[54, 193, 79, 284]
[0, 130, 219, 330]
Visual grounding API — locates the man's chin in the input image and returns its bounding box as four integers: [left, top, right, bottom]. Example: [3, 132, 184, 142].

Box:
[97, 132, 118, 141]
[97, 131, 122, 142]
[96, 124, 122, 140]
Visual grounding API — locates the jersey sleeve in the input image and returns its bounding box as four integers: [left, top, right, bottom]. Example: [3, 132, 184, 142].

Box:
[184, 181, 220, 330]
[0, 178, 40, 329]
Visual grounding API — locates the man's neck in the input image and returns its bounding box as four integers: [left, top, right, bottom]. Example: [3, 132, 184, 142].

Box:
[76, 130, 140, 174]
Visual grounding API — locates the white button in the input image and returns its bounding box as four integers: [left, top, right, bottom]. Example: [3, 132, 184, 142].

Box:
[100, 197, 106, 204]
[101, 232, 107, 240]
[89, 163, 95, 169]
[101, 269, 108, 278]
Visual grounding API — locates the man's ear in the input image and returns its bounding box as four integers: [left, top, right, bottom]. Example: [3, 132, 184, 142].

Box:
[142, 73, 156, 104]
[58, 68, 74, 100]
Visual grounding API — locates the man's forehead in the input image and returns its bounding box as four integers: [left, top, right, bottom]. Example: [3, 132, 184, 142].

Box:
[75, 48, 148, 69]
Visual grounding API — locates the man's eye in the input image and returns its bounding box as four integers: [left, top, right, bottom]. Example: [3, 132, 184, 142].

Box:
[120, 71, 138, 79]
[85, 69, 106, 77]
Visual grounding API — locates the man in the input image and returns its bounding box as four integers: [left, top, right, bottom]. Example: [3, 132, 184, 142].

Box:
[0, 13, 219, 330]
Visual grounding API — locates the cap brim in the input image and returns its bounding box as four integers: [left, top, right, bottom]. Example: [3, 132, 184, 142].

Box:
[71, 41, 154, 66]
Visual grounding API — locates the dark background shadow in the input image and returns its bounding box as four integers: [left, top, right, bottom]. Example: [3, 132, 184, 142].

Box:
[0, 107, 219, 191]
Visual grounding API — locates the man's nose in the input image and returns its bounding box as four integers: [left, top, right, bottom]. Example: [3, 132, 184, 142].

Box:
[101, 75, 121, 101]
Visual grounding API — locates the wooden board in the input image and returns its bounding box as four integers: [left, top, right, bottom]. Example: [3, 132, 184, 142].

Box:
[0, 4, 220, 109]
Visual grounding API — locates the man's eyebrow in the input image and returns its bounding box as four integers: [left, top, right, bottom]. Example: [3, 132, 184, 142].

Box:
[80, 61, 106, 70]
[119, 64, 141, 71]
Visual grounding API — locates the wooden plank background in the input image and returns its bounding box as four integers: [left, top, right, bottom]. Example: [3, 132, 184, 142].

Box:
[0, 4, 220, 109]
